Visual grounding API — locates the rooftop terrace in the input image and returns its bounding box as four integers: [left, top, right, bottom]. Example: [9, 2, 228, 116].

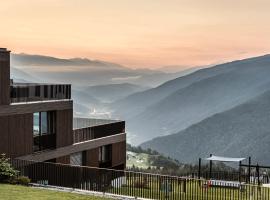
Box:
[73, 118, 125, 144]
[10, 81, 71, 103]
[73, 118, 122, 129]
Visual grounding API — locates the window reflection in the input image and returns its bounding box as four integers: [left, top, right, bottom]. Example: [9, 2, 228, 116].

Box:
[33, 112, 40, 136]
[33, 111, 56, 152]
[41, 112, 48, 134]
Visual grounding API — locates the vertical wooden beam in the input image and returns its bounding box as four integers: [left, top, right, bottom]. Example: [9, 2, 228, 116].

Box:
[0, 48, 10, 105]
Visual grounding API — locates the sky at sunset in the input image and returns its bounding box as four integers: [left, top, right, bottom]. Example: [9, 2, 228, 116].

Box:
[1, 0, 270, 69]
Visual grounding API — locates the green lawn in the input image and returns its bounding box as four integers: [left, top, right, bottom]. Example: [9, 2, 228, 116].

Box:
[108, 178, 269, 200]
[0, 184, 112, 200]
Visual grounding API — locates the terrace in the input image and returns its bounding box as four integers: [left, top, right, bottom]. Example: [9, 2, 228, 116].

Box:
[73, 118, 125, 143]
[17, 118, 126, 163]
[10, 81, 71, 103]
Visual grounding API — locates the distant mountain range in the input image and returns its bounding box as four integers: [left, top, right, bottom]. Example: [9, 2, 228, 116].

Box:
[141, 90, 270, 165]
[77, 83, 150, 103]
[11, 53, 190, 87]
[110, 55, 270, 146]
[11, 53, 126, 69]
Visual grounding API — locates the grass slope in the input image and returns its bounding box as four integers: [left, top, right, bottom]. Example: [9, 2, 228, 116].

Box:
[0, 184, 112, 200]
[126, 151, 151, 169]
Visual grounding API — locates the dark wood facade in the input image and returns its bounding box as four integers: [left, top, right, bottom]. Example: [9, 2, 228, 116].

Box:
[56, 109, 73, 148]
[112, 141, 126, 168]
[0, 49, 10, 105]
[56, 155, 70, 164]
[85, 148, 100, 167]
[0, 113, 33, 158]
[73, 121, 125, 143]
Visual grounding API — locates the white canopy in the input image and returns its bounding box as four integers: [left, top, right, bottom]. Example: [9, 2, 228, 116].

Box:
[205, 155, 246, 162]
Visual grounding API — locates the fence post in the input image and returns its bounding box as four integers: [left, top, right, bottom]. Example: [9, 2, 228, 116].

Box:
[198, 158, 201, 180]
[238, 161, 241, 182]
[248, 157, 251, 183]
[183, 179, 186, 193]
[256, 164, 260, 185]
[209, 154, 212, 179]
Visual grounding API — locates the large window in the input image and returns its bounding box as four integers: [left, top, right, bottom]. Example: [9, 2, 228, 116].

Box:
[33, 112, 40, 136]
[33, 111, 56, 152]
[41, 112, 48, 134]
[33, 111, 56, 136]
[99, 145, 112, 163]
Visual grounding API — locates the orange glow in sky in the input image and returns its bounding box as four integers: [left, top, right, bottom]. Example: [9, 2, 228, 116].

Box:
[1, 0, 270, 69]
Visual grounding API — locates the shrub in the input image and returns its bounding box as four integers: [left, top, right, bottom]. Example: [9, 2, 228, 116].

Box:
[15, 176, 31, 186]
[0, 154, 19, 182]
[134, 179, 149, 189]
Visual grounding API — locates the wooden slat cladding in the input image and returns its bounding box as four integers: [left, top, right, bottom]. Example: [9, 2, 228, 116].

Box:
[73, 121, 125, 143]
[56, 109, 73, 148]
[11, 84, 71, 103]
[0, 100, 73, 116]
[112, 141, 126, 168]
[85, 148, 99, 167]
[56, 155, 70, 164]
[0, 113, 33, 158]
[0, 50, 10, 105]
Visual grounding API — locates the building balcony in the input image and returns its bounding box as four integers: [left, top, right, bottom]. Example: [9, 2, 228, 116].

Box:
[73, 118, 125, 143]
[10, 82, 71, 103]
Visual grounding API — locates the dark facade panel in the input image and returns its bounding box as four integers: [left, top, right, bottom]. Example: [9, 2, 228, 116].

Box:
[85, 148, 99, 167]
[0, 113, 33, 158]
[56, 109, 73, 148]
[0, 115, 9, 154]
[0, 49, 10, 105]
[56, 155, 70, 164]
[112, 141, 126, 168]
[73, 121, 125, 143]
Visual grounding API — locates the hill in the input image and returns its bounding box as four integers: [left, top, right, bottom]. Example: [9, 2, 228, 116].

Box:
[11, 53, 185, 87]
[11, 53, 126, 69]
[80, 83, 150, 103]
[111, 55, 270, 144]
[141, 90, 270, 165]
[126, 144, 235, 175]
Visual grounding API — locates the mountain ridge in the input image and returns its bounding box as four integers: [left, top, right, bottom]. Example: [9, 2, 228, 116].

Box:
[110, 54, 270, 144]
[141, 90, 270, 165]
[11, 53, 127, 69]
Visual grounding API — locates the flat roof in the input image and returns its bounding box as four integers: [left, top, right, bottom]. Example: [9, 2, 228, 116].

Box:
[73, 117, 123, 130]
[205, 155, 246, 162]
[12, 82, 71, 87]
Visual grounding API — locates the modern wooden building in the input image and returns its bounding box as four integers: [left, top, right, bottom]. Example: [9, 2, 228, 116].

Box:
[0, 48, 126, 170]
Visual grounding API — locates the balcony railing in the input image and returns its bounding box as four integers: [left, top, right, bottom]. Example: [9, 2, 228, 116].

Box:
[73, 118, 125, 143]
[10, 83, 71, 103]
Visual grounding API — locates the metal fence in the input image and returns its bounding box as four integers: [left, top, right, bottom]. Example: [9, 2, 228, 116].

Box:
[11, 159, 270, 200]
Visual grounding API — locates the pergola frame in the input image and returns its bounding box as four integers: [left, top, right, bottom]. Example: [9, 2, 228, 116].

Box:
[198, 154, 251, 182]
